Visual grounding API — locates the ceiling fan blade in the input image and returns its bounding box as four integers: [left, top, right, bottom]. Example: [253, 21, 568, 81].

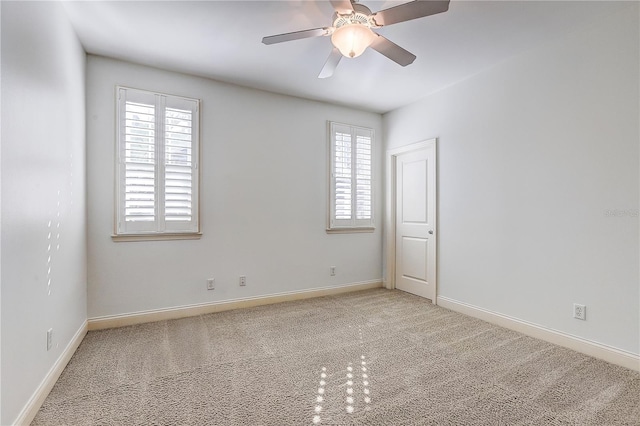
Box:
[372, 0, 449, 27]
[330, 0, 354, 14]
[262, 28, 330, 45]
[318, 48, 343, 79]
[369, 35, 416, 66]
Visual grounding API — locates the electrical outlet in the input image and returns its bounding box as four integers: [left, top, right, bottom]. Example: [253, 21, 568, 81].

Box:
[330, 266, 336, 276]
[239, 276, 246, 286]
[573, 303, 586, 320]
[47, 328, 53, 351]
[207, 278, 215, 290]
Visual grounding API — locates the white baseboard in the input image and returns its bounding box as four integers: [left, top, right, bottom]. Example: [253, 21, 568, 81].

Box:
[14, 320, 88, 426]
[88, 280, 384, 330]
[437, 296, 640, 372]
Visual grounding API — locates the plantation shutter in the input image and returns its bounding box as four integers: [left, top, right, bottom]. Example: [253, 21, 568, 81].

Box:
[355, 128, 372, 221]
[116, 87, 199, 235]
[334, 127, 352, 220]
[163, 96, 198, 230]
[329, 122, 374, 230]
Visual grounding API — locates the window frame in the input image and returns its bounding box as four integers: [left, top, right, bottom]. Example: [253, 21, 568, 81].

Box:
[327, 121, 375, 233]
[113, 86, 201, 241]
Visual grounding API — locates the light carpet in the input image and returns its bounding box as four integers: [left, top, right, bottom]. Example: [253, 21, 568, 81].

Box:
[33, 289, 640, 425]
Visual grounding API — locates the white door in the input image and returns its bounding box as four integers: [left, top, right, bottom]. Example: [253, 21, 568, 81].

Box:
[395, 142, 437, 302]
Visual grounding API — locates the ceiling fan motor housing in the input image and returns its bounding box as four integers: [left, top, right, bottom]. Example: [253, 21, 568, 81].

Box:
[333, 3, 375, 30]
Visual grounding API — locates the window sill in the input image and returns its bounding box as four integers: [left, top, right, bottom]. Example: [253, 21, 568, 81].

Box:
[111, 232, 202, 242]
[326, 227, 375, 234]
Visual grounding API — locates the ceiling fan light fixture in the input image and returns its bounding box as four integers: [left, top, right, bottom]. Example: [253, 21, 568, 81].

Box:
[331, 23, 376, 58]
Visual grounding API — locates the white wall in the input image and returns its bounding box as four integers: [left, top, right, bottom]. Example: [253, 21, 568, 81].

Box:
[383, 5, 639, 355]
[1, 1, 87, 424]
[86, 56, 382, 318]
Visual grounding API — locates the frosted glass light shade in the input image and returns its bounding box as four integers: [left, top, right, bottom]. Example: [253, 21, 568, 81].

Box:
[331, 24, 376, 58]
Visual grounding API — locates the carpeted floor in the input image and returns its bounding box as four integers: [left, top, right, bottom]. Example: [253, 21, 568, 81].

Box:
[33, 289, 640, 425]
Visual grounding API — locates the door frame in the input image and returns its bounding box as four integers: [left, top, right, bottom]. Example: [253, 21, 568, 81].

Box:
[385, 138, 438, 302]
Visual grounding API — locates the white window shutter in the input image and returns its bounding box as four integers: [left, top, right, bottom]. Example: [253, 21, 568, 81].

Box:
[116, 87, 199, 235]
[165, 106, 193, 222]
[329, 122, 374, 230]
[354, 128, 372, 224]
[334, 127, 352, 221]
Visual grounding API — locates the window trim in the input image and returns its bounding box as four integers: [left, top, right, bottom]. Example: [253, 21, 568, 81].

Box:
[113, 86, 201, 241]
[111, 232, 202, 242]
[327, 121, 375, 233]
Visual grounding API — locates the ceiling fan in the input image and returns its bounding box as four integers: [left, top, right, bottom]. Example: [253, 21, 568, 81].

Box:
[262, 0, 450, 78]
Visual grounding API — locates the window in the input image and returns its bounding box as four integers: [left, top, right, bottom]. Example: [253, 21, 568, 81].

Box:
[115, 86, 200, 239]
[328, 121, 374, 232]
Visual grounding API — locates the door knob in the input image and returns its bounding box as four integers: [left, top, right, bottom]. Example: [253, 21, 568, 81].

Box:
[428, 230, 433, 234]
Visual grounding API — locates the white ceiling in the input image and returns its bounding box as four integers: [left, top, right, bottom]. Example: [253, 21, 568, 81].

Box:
[62, 1, 629, 113]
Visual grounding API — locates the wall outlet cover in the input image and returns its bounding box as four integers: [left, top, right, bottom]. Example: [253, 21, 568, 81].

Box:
[47, 328, 53, 351]
[573, 303, 586, 320]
